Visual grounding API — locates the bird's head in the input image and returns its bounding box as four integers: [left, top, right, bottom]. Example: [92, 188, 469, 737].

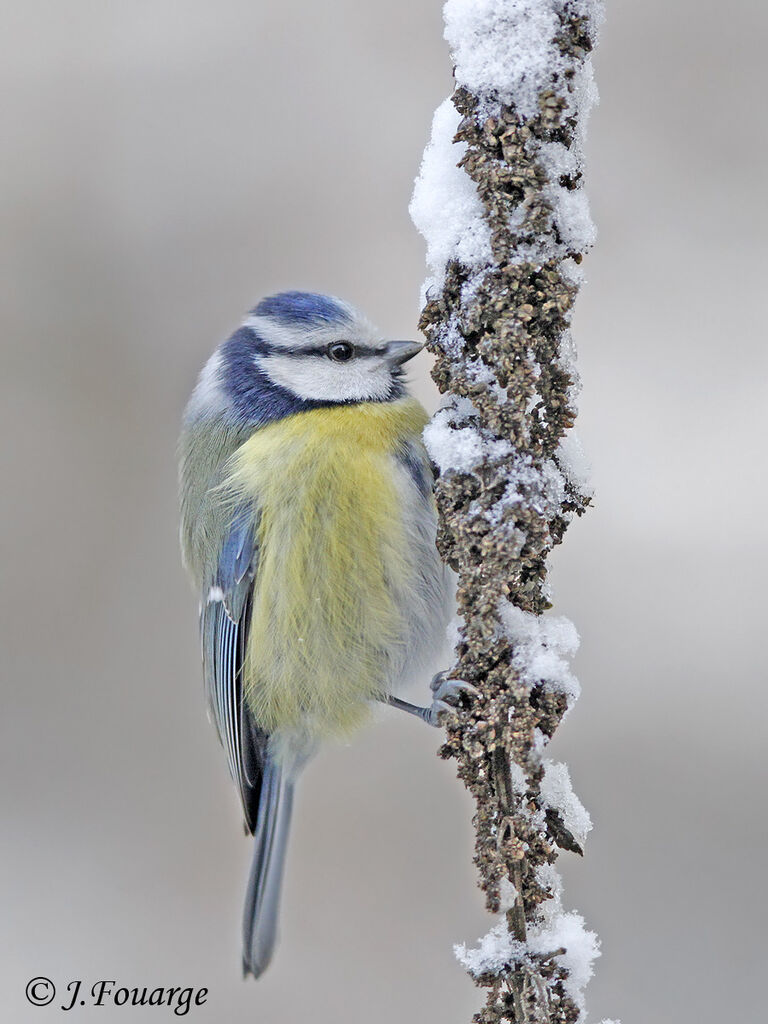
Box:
[200, 292, 422, 423]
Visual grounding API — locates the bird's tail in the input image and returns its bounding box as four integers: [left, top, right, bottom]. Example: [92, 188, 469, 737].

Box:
[242, 756, 294, 978]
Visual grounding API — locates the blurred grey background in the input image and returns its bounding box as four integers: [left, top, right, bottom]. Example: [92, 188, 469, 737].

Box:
[1, 1, 765, 1022]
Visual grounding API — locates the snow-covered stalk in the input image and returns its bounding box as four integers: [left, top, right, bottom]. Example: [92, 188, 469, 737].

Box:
[410, 3, 605, 1023]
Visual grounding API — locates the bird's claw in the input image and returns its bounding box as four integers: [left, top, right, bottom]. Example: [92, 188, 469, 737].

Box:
[430, 671, 480, 703]
[424, 698, 455, 727]
[424, 673, 479, 727]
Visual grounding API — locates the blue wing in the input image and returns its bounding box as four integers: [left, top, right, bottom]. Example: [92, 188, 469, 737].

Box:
[200, 504, 266, 833]
[397, 441, 434, 501]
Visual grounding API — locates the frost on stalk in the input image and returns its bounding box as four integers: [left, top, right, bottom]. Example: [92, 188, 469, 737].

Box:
[410, 2, 606, 1023]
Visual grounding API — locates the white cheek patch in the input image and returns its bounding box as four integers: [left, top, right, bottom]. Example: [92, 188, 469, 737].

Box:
[256, 353, 393, 402]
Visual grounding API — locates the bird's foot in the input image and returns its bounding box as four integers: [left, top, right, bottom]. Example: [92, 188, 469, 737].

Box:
[430, 671, 480, 705]
[383, 674, 479, 728]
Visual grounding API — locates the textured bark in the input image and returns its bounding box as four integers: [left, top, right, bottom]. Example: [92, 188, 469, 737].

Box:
[417, 7, 601, 1024]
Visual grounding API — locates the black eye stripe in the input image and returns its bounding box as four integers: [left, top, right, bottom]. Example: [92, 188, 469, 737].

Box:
[259, 343, 383, 359]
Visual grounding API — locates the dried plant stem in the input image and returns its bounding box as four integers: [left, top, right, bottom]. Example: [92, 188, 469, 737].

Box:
[415, 5, 603, 1023]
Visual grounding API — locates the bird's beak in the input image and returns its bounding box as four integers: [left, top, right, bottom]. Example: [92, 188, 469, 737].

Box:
[384, 340, 423, 365]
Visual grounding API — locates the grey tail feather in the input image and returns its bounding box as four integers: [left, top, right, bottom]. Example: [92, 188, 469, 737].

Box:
[242, 757, 294, 979]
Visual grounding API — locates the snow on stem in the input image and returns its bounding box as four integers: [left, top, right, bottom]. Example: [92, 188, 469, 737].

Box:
[410, 2, 609, 1023]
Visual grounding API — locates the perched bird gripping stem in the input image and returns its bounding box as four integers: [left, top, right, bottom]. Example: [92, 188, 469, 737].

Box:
[179, 291, 451, 977]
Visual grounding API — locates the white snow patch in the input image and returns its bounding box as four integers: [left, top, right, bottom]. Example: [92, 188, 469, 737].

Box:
[412, 2, 603, 284]
[444, 0, 602, 121]
[409, 98, 492, 297]
[464, 356, 511, 402]
[532, 863, 601, 1018]
[557, 328, 581, 394]
[499, 455, 566, 515]
[499, 600, 581, 705]
[556, 430, 594, 498]
[423, 403, 512, 474]
[455, 918, 524, 977]
[535, 860, 563, 901]
[528, 904, 600, 1017]
[541, 760, 592, 849]
[508, 759, 528, 796]
[456, 864, 600, 1018]
[433, 315, 467, 359]
[533, 727, 550, 755]
[499, 876, 520, 911]
[550, 186, 597, 252]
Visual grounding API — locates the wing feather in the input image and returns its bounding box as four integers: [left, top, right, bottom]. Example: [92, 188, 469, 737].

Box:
[201, 505, 266, 832]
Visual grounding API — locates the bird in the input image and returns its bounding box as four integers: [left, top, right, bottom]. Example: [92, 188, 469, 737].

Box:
[178, 290, 455, 979]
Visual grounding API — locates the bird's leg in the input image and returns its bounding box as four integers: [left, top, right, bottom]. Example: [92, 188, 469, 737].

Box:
[381, 672, 479, 728]
[383, 694, 444, 727]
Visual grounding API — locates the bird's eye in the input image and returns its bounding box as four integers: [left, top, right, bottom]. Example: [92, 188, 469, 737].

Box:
[327, 341, 354, 362]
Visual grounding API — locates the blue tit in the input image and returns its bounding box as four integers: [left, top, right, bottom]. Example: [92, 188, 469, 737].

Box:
[178, 291, 451, 978]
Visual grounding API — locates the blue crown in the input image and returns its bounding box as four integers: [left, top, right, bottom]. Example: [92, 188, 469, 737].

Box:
[253, 291, 352, 328]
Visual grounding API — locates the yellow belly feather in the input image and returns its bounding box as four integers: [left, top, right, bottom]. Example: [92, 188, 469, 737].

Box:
[221, 398, 429, 737]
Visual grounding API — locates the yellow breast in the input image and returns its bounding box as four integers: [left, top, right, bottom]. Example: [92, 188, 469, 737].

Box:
[221, 398, 429, 737]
